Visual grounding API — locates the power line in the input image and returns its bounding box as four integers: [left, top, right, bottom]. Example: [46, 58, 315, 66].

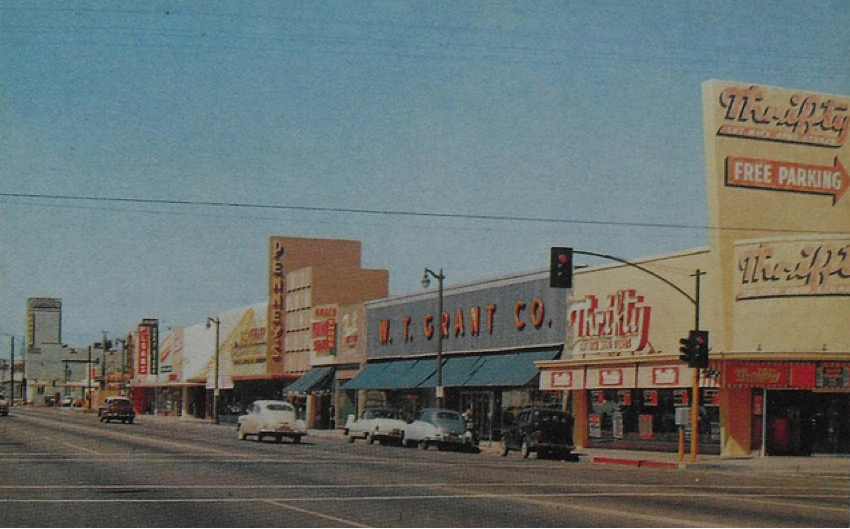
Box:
[0, 191, 845, 236]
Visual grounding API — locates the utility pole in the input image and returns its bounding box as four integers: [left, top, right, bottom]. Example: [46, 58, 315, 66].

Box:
[87, 345, 92, 410]
[690, 269, 706, 463]
[9, 336, 14, 408]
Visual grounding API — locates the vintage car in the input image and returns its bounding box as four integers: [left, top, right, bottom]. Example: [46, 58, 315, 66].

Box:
[97, 396, 136, 424]
[237, 400, 307, 444]
[344, 407, 407, 445]
[500, 407, 574, 459]
[402, 408, 476, 451]
[0, 393, 8, 416]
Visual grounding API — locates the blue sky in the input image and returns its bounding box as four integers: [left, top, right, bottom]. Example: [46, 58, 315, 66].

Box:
[1, 1, 848, 347]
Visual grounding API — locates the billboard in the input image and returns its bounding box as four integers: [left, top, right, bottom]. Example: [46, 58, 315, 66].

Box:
[703, 81, 850, 353]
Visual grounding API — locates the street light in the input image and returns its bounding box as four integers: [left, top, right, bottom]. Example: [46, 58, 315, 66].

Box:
[422, 268, 445, 409]
[206, 317, 221, 424]
[1, 333, 18, 407]
[113, 338, 126, 396]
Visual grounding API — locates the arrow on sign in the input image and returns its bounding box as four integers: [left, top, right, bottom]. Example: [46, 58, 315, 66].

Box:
[725, 157, 847, 204]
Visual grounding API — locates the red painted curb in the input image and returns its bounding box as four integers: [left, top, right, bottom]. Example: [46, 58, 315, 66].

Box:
[638, 460, 679, 469]
[592, 457, 641, 467]
[591, 457, 679, 469]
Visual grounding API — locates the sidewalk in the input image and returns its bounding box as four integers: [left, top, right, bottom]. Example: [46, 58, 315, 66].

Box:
[473, 438, 850, 477]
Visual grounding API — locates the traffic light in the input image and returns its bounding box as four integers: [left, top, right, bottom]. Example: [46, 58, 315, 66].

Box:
[679, 334, 694, 366]
[692, 330, 709, 369]
[679, 330, 709, 368]
[550, 247, 573, 288]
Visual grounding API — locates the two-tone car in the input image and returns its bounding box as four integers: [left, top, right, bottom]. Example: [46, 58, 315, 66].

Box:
[344, 407, 407, 445]
[97, 396, 136, 424]
[402, 408, 476, 451]
[237, 400, 307, 444]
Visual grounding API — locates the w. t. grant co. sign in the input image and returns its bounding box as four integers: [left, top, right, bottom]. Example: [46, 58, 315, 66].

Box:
[367, 272, 566, 359]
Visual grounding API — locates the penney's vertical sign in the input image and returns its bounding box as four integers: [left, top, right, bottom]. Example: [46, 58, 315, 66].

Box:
[137, 319, 159, 376]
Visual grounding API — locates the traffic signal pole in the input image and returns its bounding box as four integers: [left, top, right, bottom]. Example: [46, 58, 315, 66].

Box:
[560, 250, 707, 463]
[690, 269, 705, 463]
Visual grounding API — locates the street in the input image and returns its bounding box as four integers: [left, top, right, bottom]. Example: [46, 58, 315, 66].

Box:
[0, 408, 846, 528]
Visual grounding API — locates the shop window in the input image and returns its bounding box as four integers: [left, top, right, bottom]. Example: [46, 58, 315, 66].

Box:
[587, 388, 720, 445]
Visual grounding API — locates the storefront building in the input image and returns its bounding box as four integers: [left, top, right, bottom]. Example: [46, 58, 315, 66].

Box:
[540, 81, 850, 457]
[347, 270, 567, 441]
[129, 236, 389, 426]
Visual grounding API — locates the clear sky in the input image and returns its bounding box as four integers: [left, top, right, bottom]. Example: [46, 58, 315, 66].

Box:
[1, 1, 848, 348]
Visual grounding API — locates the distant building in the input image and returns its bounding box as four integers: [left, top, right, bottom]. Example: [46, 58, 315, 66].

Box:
[25, 298, 76, 405]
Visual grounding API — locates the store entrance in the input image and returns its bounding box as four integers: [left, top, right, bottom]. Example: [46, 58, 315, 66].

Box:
[764, 391, 850, 455]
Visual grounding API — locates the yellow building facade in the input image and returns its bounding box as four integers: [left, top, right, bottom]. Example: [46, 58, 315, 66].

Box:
[540, 81, 850, 457]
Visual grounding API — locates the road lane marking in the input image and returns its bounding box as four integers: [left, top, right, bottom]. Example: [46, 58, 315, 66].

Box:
[0, 482, 845, 494]
[56, 440, 102, 455]
[262, 499, 374, 528]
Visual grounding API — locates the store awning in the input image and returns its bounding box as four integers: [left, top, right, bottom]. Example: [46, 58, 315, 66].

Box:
[285, 366, 335, 396]
[346, 349, 561, 390]
[461, 349, 561, 387]
[343, 358, 436, 390]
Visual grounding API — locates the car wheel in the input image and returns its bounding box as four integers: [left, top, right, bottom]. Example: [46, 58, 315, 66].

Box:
[128, 417, 134, 424]
[276, 435, 283, 444]
[419, 440, 430, 451]
[521, 440, 532, 459]
[256, 433, 264, 443]
[367, 433, 376, 445]
[347, 434, 356, 443]
[499, 441, 509, 457]
[237, 425, 247, 441]
[292, 436, 302, 444]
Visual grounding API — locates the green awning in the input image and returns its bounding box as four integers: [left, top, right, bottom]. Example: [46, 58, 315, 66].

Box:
[462, 349, 561, 387]
[419, 355, 486, 388]
[346, 349, 561, 391]
[342, 359, 436, 390]
[285, 366, 335, 396]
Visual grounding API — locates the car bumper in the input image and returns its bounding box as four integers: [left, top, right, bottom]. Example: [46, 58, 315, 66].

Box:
[533, 442, 574, 453]
[434, 434, 475, 445]
[103, 413, 135, 420]
[372, 429, 404, 440]
[262, 427, 307, 438]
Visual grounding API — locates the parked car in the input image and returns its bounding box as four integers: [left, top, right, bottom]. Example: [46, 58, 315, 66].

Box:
[500, 407, 574, 459]
[344, 407, 407, 445]
[98, 396, 136, 424]
[237, 400, 307, 444]
[59, 396, 74, 407]
[402, 408, 476, 451]
[0, 393, 9, 416]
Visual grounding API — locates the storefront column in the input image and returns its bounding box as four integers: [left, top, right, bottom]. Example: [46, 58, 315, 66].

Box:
[572, 390, 589, 450]
[720, 386, 752, 457]
[306, 395, 317, 429]
[181, 387, 190, 419]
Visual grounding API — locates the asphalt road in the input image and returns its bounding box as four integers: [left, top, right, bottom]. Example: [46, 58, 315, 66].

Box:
[0, 408, 847, 527]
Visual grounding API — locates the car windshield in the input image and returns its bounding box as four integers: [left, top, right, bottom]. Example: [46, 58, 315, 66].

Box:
[265, 403, 294, 413]
[436, 411, 461, 421]
[367, 409, 398, 419]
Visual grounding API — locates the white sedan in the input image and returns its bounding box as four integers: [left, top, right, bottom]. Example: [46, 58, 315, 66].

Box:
[237, 400, 307, 444]
[402, 408, 476, 450]
[344, 407, 407, 444]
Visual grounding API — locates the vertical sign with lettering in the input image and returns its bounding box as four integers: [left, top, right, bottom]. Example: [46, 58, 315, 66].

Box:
[268, 240, 286, 362]
[138, 325, 150, 376]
